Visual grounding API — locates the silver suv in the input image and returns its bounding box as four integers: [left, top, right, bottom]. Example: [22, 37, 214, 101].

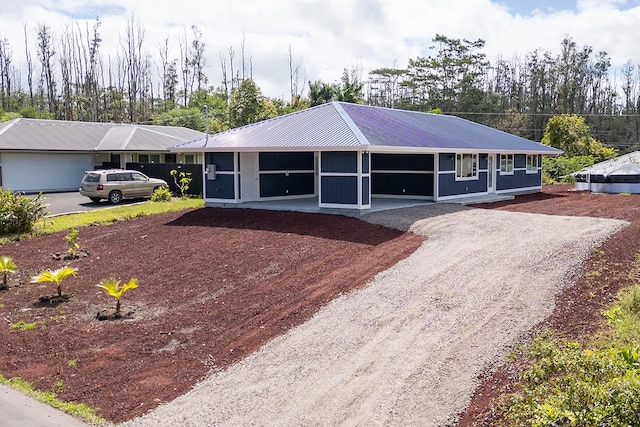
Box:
[79, 169, 169, 204]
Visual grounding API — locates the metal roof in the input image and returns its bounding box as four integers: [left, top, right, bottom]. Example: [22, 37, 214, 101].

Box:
[577, 151, 640, 175]
[173, 102, 562, 155]
[0, 118, 204, 152]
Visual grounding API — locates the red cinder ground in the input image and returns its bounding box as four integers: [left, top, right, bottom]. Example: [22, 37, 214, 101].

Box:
[0, 208, 423, 423]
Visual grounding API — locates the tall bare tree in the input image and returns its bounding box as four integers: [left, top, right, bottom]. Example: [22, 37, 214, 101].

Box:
[36, 24, 57, 116]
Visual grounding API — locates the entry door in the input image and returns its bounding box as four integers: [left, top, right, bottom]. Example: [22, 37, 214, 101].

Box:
[240, 152, 259, 202]
[487, 154, 496, 193]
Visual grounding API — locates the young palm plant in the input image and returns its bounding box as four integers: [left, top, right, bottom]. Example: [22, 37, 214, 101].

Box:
[97, 278, 138, 314]
[31, 266, 78, 297]
[0, 255, 17, 289]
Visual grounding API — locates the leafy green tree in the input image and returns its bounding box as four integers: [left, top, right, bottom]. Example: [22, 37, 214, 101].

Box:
[541, 114, 617, 182]
[227, 79, 276, 128]
[542, 114, 617, 160]
[308, 80, 335, 106]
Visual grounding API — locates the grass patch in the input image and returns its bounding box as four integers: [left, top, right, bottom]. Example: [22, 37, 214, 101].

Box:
[0, 197, 203, 245]
[9, 320, 43, 331]
[0, 375, 107, 425]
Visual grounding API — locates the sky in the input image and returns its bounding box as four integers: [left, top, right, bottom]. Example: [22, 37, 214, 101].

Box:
[1, 0, 640, 100]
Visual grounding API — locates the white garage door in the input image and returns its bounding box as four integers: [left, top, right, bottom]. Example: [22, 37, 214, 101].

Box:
[1, 152, 94, 192]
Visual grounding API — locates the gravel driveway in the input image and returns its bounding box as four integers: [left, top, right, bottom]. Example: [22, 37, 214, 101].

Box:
[122, 205, 626, 426]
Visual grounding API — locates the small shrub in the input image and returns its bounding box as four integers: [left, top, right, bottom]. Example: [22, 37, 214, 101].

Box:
[64, 228, 80, 256]
[170, 169, 193, 199]
[31, 266, 78, 298]
[151, 186, 172, 202]
[96, 278, 138, 313]
[0, 189, 48, 235]
[0, 255, 16, 289]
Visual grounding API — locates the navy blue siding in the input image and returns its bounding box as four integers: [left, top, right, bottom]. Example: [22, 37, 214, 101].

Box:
[372, 173, 434, 196]
[205, 152, 234, 171]
[497, 170, 541, 190]
[259, 173, 314, 197]
[438, 172, 488, 197]
[321, 151, 357, 173]
[479, 153, 488, 170]
[259, 152, 314, 171]
[362, 152, 370, 173]
[514, 154, 526, 169]
[362, 176, 370, 204]
[321, 176, 358, 204]
[372, 154, 434, 171]
[439, 153, 456, 171]
[205, 174, 235, 199]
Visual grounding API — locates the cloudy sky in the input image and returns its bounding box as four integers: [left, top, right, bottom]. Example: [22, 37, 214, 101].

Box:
[1, 0, 640, 99]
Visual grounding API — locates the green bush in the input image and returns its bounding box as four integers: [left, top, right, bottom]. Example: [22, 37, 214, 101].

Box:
[0, 189, 48, 235]
[505, 285, 640, 426]
[150, 186, 172, 202]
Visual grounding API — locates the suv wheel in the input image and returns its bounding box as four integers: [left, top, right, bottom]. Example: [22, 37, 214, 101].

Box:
[108, 190, 123, 204]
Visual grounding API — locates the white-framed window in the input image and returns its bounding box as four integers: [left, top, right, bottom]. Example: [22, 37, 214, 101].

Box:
[500, 154, 514, 175]
[526, 154, 539, 173]
[184, 154, 196, 164]
[456, 153, 478, 180]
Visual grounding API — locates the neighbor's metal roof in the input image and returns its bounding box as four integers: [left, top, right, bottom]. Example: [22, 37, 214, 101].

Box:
[0, 118, 204, 152]
[174, 102, 562, 155]
[577, 151, 640, 175]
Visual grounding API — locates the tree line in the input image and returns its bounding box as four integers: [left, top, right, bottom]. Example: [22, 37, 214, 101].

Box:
[1, 18, 639, 154]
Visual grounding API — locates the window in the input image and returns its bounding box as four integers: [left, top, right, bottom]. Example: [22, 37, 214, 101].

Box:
[500, 154, 514, 174]
[138, 154, 161, 163]
[456, 153, 478, 180]
[526, 154, 539, 173]
[132, 172, 148, 181]
[184, 154, 196, 164]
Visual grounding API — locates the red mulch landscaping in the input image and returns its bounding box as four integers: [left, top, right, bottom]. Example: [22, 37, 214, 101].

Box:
[458, 185, 640, 426]
[0, 208, 424, 423]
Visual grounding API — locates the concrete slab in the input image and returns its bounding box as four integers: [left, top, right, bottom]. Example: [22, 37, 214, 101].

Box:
[0, 384, 92, 427]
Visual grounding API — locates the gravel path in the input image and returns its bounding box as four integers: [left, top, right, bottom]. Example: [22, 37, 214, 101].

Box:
[122, 206, 626, 427]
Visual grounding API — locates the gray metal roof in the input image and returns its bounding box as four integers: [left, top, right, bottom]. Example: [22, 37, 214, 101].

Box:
[0, 118, 204, 152]
[577, 151, 640, 175]
[174, 102, 562, 155]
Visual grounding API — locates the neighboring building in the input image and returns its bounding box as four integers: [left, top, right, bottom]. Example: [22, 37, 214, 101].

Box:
[0, 118, 204, 192]
[172, 102, 561, 211]
[575, 151, 640, 193]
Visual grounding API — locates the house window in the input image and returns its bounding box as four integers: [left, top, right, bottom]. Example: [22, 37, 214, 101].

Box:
[139, 154, 160, 163]
[500, 154, 514, 175]
[184, 154, 195, 164]
[456, 153, 477, 180]
[526, 154, 539, 173]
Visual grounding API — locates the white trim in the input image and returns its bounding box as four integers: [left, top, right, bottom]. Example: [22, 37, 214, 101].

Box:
[455, 153, 479, 181]
[499, 154, 514, 175]
[373, 169, 434, 174]
[259, 169, 315, 175]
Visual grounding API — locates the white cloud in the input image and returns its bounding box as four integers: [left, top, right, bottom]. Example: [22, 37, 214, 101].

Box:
[0, 0, 639, 100]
